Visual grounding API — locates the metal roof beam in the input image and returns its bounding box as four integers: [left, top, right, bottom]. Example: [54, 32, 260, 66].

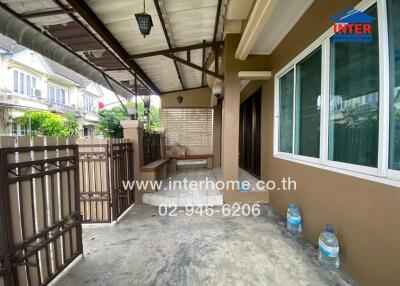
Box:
[129, 41, 224, 59]
[161, 86, 208, 95]
[213, 0, 223, 42]
[64, 0, 160, 95]
[164, 53, 223, 80]
[21, 8, 74, 19]
[153, 0, 185, 90]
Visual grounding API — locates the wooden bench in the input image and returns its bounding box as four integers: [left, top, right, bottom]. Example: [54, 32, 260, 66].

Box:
[140, 158, 170, 193]
[168, 154, 213, 171]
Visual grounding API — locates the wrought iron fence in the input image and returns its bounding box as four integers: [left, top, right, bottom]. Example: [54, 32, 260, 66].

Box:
[0, 136, 82, 286]
[77, 139, 134, 223]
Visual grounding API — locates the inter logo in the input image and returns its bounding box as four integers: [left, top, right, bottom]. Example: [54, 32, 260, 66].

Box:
[330, 8, 375, 43]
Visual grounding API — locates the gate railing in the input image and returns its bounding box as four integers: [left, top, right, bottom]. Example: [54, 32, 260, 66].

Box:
[143, 131, 161, 166]
[77, 138, 134, 223]
[0, 136, 82, 286]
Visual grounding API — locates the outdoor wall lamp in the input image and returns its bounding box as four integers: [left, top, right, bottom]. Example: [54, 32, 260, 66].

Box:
[135, 0, 153, 38]
[177, 96, 183, 104]
[127, 106, 137, 120]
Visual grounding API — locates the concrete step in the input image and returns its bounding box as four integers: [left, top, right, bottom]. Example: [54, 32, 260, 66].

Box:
[142, 191, 223, 207]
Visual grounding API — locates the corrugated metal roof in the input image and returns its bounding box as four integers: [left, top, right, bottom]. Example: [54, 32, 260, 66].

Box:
[0, 0, 227, 94]
[85, 0, 224, 91]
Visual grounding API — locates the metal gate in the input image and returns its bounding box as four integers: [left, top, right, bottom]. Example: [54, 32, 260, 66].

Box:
[78, 139, 134, 223]
[143, 131, 161, 166]
[0, 136, 82, 286]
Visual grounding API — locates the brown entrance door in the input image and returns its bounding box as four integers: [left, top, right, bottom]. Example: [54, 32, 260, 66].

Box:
[239, 88, 262, 178]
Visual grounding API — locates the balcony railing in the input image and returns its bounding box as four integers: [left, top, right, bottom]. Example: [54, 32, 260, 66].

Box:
[50, 102, 81, 115]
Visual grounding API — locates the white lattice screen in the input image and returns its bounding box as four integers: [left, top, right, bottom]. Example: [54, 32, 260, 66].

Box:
[160, 108, 213, 154]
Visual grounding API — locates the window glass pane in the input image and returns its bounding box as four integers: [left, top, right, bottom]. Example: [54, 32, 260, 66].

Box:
[56, 88, 60, 103]
[20, 73, 24, 94]
[279, 70, 294, 153]
[32, 77, 36, 89]
[49, 86, 55, 102]
[20, 124, 28, 136]
[61, 89, 65, 104]
[329, 5, 379, 167]
[388, 0, 400, 171]
[26, 75, 31, 96]
[12, 123, 18, 136]
[295, 47, 322, 158]
[13, 71, 18, 92]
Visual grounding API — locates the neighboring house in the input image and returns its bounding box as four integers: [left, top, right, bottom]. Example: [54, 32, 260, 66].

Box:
[0, 34, 103, 137]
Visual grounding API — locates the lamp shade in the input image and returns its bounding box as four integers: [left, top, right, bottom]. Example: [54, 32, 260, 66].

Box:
[127, 106, 137, 116]
[135, 12, 153, 37]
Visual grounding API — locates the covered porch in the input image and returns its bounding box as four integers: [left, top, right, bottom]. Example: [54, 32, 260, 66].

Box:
[0, 0, 399, 285]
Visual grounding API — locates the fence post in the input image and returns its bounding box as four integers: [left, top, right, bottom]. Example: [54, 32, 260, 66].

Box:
[121, 120, 144, 204]
[154, 128, 166, 159]
[0, 137, 17, 286]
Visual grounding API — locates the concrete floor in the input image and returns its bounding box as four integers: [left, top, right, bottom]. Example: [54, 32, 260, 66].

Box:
[54, 204, 355, 286]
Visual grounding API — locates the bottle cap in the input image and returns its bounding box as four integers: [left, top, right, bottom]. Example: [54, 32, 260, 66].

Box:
[326, 224, 334, 233]
[289, 203, 297, 209]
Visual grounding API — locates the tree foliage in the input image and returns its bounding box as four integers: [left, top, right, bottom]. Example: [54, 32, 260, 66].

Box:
[97, 107, 128, 138]
[97, 101, 160, 138]
[64, 114, 80, 137]
[19, 111, 80, 137]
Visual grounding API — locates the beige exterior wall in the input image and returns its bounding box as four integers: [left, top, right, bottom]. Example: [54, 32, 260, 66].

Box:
[160, 87, 212, 108]
[252, 0, 400, 285]
[213, 102, 222, 168]
[220, 34, 271, 202]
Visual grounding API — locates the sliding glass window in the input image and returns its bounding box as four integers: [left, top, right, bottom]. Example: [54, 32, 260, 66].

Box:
[328, 5, 379, 167]
[279, 70, 294, 153]
[388, 0, 400, 171]
[295, 47, 322, 158]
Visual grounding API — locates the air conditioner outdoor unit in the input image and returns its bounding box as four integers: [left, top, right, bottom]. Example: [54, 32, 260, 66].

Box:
[1, 93, 12, 101]
[32, 89, 42, 98]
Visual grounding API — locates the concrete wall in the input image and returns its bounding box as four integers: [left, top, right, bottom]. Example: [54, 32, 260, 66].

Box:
[258, 0, 400, 285]
[160, 87, 212, 108]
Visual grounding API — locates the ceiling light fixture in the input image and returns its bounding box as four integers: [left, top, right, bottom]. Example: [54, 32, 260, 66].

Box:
[135, 0, 153, 38]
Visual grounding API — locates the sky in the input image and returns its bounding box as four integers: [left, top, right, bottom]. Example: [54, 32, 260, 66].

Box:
[100, 86, 161, 109]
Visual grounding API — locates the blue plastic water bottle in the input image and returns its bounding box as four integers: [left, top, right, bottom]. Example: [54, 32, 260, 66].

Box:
[286, 203, 302, 233]
[318, 224, 340, 269]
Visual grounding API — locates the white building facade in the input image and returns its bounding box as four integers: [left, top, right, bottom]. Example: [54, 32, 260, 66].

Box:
[0, 34, 103, 137]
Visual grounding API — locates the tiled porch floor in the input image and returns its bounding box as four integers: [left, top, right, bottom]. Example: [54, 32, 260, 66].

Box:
[142, 168, 223, 206]
[53, 204, 355, 286]
[142, 168, 264, 207]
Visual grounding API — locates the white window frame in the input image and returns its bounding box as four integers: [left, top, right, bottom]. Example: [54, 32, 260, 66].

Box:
[82, 95, 95, 112]
[274, 0, 400, 187]
[13, 69, 38, 96]
[385, 0, 400, 180]
[48, 83, 67, 105]
[12, 123, 29, 136]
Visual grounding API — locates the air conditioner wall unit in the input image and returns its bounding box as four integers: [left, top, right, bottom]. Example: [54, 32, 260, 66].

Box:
[32, 88, 42, 98]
